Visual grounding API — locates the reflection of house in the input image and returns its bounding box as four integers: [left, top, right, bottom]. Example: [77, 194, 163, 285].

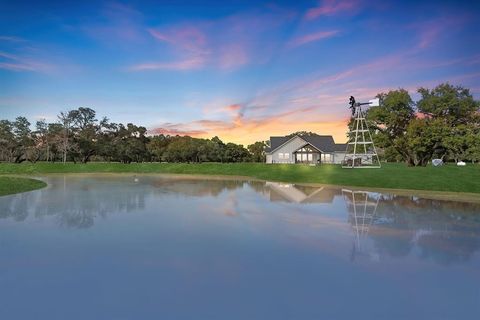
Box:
[265, 134, 346, 164]
[266, 182, 340, 203]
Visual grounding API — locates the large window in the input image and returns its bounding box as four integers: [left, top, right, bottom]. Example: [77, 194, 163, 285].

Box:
[321, 153, 332, 163]
[295, 145, 317, 163]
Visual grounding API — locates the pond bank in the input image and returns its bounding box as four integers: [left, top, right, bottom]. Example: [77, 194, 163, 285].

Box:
[0, 162, 479, 198]
[0, 176, 47, 196]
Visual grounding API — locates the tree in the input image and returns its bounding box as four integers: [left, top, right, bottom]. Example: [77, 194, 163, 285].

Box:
[401, 118, 448, 166]
[69, 107, 100, 163]
[58, 111, 75, 163]
[224, 143, 249, 162]
[366, 89, 416, 165]
[34, 119, 50, 162]
[417, 83, 479, 124]
[248, 141, 267, 162]
[286, 131, 316, 138]
[0, 120, 15, 162]
[465, 128, 480, 164]
[443, 124, 471, 163]
[12, 117, 33, 163]
[147, 134, 170, 162]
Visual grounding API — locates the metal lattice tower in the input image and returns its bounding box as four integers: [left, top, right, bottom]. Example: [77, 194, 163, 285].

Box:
[342, 102, 381, 168]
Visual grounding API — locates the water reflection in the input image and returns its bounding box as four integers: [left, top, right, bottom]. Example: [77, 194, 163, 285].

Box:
[1, 175, 480, 263]
[342, 189, 380, 262]
[1, 175, 480, 319]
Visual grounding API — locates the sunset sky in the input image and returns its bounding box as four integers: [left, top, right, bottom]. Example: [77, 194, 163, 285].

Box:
[1, 0, 479, 144]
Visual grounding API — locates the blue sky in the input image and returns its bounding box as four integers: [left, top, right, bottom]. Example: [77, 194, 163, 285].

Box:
[1, 0, 479, 143]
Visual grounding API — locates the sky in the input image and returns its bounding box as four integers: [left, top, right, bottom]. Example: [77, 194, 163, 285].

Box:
[1, 0, 479, 144]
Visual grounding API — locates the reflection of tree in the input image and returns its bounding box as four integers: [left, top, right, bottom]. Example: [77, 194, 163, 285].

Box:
[0, 192, 30, 222]
[147, 177, 246, 197]
[0, 176, 256, 228]
[0, 176, 149, 229]
[369, 194, 480, 265]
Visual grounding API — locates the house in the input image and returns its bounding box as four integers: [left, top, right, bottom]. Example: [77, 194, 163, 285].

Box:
[265, 134, 347, 164]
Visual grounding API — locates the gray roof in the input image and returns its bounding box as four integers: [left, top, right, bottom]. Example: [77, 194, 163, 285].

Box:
[266, 134, 346, 153]
[265, 136, 290, 152]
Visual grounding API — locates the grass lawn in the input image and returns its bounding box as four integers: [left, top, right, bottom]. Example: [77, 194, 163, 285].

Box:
[0, 176, 47, 197]
[0, 162, 479, 195]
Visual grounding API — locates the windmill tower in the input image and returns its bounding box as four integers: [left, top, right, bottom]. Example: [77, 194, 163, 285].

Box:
[342, 96, 381, 168]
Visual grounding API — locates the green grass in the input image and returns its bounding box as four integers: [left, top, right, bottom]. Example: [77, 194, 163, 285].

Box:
[0, 176, 47, 197]
[0, 162, 479, 194]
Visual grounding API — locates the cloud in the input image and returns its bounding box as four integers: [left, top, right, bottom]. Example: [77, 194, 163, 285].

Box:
[409, 14, 471, 50]
[129, 6, 295, 72]
[148, 27, 207, 54]
[288, 30, 339, 48]
[129, 56, 206, 71]
[80, 1, 147, 44]
[0, 51, 52, 72]
[129, 25, 211, 71]
[305, 0, 360, 20]
[0, 36, 26, 42]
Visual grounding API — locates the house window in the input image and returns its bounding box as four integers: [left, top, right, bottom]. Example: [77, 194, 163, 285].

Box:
[322, 153, 332, 162]
[308, 154, 313, 161]
[279, 153, 284, 159]
[284, 153, 289, 159]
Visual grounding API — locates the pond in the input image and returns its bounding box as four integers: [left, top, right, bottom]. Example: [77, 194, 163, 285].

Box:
[1, 175, 479, 320]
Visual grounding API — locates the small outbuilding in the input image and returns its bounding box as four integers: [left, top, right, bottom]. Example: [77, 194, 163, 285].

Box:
[265, 134, 346, 164]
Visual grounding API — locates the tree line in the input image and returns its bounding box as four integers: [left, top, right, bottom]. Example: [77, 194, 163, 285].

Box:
[0, 107, 267, 164]
[362, 83, 480, 166]
[1, 82, 478, 166]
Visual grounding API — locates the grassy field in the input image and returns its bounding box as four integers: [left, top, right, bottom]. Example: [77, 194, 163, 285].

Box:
[0, 162, 479, 194]
[0, 176, 47, 196]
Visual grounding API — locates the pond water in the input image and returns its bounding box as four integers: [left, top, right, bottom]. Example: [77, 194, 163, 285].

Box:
[1, 175, 479, 320]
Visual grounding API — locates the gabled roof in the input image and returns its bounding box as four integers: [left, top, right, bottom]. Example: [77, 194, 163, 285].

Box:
[266, 134, 346, 153]
[265, 136, 292, 153]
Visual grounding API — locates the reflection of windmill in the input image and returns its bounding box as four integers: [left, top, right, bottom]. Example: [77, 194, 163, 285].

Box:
[342, 189, 380, 261]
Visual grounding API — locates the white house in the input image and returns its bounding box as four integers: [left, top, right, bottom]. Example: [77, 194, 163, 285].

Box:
[265, 134, 346, 164]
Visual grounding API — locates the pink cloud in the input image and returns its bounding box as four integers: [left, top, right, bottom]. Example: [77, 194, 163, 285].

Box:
[130, 6, 295, 72]
[288, 30, 339, 48]
[148, 26, 208, 54]
[218, 43, 249, 70]
[305, 0, 360, 20]
[224, 104, 242, 112]
[410, 14, 470, 50]
[129, 56, 206, 71]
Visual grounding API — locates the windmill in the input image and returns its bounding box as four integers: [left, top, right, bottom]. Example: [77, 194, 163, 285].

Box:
[342, 96, 381, 168]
